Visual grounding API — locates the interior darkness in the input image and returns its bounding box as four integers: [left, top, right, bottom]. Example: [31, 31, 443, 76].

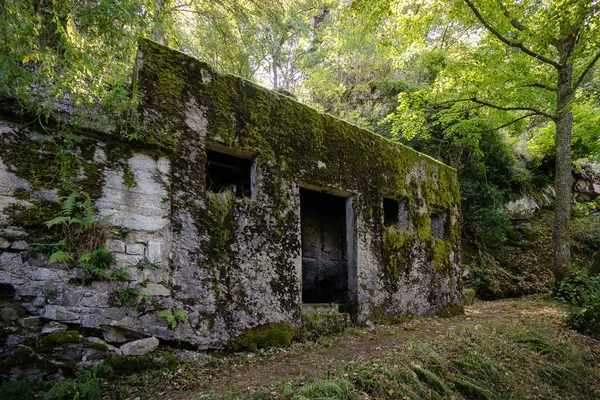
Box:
[300, 188, 348, 304]
[431, 211, 449, 240]
[383, 197, 399, 226]
[206, 149, 252, 198]
[384, 197, 409, 229]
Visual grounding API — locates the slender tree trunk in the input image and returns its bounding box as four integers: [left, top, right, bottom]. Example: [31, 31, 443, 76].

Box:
[552, 64, 574, 283]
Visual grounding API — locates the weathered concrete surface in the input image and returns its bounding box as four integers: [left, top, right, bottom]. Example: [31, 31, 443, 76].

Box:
[0, 38, 462, 374]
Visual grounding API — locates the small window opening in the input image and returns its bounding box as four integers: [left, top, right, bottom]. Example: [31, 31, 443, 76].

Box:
[206, 149, 252, 198]
[431, 210, 448, 240]
[383, 197, 409, 229]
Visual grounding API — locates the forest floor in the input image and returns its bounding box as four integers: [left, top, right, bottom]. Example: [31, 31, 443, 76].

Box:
[110, 295, 600, 399]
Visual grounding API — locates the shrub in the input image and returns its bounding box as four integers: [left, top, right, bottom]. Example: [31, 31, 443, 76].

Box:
[557, 269, 600, 336]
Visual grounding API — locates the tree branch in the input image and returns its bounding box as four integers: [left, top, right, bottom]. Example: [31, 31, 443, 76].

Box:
[522, 82, 557, 91]
[469, 97, 554, 119]
[472, 112, 539, 133]
[574, 49, 600, 89]
[463, 0, 559, 68]
[497, 1, 528, 31]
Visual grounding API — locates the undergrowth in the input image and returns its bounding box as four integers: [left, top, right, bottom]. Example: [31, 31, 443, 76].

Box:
[92, 297, 599, 400]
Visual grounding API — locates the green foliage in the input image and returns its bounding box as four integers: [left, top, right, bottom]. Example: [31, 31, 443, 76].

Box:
[292, 379, 356, 400]
[0, 376, 37, 400]
[42, 379, 102, 400]
[104, 352, 178, 375]
[557, 269, 600, 336]
[78, 246, 115, 279]
[160, 309, 187, 330]
[229, 322, 295, 351]
[115, 286, 140, 307]
[135, 257, 161, 270]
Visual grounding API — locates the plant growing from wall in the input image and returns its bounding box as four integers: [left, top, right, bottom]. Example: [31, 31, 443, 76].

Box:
[159, 310, 187, 330]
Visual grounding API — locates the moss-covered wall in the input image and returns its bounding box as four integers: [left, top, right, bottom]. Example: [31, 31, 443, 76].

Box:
[135, 38, 462, 328]
[0, 39, 462, 351]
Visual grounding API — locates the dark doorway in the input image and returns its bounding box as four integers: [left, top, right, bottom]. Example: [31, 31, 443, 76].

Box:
[300, 188, 349, 304]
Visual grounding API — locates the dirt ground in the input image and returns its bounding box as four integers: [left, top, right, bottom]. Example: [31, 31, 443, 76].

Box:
[160, 296, 590, 399]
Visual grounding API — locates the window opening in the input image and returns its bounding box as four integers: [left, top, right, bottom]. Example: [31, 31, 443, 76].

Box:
[383, 197, 409, 229]
[431, 210, 449, 240]
[206, 149, 252, 198]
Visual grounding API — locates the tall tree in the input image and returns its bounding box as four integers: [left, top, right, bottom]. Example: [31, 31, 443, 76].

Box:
[451, 0, 600, 282]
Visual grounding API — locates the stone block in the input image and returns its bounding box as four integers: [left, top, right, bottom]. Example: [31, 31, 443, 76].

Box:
[10, 240, 28, 250]
[106, 239, 126, 253]
[41, 321, 68, 335]
[0, 237, 10, 249]
[126, 244, 145, 255]
[102, 327, 128, 344]
[145, 283, 170, 297]
[20, 316, 42, 330]
[119, 337, 159, 356]
[41, 305, 80, 323]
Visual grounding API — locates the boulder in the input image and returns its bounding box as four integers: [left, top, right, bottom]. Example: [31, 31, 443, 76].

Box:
[119, 337, 159, 356]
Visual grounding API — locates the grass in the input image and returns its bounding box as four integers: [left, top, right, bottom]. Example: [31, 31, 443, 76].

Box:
[8, 297, 598, 399]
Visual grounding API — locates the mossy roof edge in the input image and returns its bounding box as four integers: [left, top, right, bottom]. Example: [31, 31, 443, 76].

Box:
[136, 37, 457, 175]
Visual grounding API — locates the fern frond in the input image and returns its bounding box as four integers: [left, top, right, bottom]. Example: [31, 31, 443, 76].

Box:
[48, 251, 73, 264]
[45, 216, 67, 228]
[61, 192, 78, 216]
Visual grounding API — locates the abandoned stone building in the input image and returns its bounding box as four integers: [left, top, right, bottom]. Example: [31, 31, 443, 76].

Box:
[0, 39, 462, 358]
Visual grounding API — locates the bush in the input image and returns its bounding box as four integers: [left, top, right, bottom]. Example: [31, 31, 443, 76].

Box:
[556, 269, 600, 336]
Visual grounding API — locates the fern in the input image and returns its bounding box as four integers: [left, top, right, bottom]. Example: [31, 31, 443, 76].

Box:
[48, 251, 73, 264]
[61, 191, 78, 216]
[45, 216, 67, 228]
[160, 309, 187, 329]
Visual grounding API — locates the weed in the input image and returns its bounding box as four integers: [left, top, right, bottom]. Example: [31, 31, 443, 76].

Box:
[292, 379, 356, 400]
[160, 309, 187, 329]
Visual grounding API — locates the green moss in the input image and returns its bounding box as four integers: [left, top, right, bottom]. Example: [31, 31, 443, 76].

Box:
[229, 322, 295, 351]
[432, 239, 453, 272]
[299, 312, 350, 341]
[86, 341, 108, 352]
[104, 352, 178, 375]
[435, 303, 464, 318]
[5, 200, 61, 241]
[40, 330, 84, 352]
[381, 226, 414, 292]
[122, 167, 135, 187]
[0, 138, 62, 190]
[462, 288, 476, 306]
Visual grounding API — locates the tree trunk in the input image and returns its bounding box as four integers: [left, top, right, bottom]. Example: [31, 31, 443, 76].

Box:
[552, 64, 574, 283]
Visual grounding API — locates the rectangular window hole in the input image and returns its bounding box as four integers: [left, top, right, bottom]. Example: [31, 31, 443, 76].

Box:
[206, 149, 253, 198]
[383, 197, 409, 229]
[431, 210, 449, 240]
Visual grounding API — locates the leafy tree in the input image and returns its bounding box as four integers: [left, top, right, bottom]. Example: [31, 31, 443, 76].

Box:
[449, 0, 600, 282]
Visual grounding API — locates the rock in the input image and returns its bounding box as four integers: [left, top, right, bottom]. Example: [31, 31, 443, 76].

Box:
[119, 337, 159, 356]
[5, 334, 24, 347]
[504, 195, 540, 220]
[1, 304, 21, 322]
[87, 336, 121, 354]
[106, 239, 126, 253]
[0, 237, 10, 249]
[145, 283, 170, 296]
[126, 244, 145, 255]
[41, 321, 68, 335]
[9, 240, 29, 250]
[20, 316, 42, 330]
[102, 327, 128, 344]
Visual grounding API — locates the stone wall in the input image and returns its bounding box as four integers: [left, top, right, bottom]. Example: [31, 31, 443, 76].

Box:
[0, 39, 462, 375]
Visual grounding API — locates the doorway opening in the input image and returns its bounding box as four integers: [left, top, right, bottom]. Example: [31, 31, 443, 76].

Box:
[300, 188, 355, 306]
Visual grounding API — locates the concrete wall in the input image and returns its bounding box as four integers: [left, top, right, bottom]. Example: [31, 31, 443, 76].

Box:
[0, 39, 462, 358]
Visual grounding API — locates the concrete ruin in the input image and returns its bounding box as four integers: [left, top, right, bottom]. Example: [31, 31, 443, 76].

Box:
[0, 39, 462, 372]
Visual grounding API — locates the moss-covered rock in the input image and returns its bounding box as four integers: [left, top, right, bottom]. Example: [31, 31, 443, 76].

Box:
[104, 352, 178, 375]
[39, 331, 84, 352]
[229, 322, 295, 351]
